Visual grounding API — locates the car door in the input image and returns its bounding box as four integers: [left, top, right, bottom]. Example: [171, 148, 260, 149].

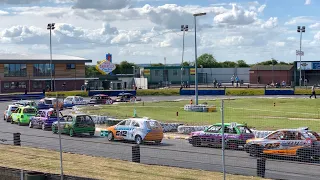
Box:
[202, 125, 221, 146]
[115, 120, 130, 140]
[127, 120, 138, 140]
[11, 108, 20, 121]
[74, 115, 86, 133]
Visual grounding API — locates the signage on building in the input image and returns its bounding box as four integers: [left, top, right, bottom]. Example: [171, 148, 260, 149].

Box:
[190, 68, 195, 75]
[106, 53, 112, 62]
[143, 69, 150, 76]
[96, 60, 116, 75]
[312, 62, 320, 70]
[297, 62, 312, 70]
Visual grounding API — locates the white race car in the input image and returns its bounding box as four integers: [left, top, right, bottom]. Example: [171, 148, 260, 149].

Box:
[63, 96, 87, 108]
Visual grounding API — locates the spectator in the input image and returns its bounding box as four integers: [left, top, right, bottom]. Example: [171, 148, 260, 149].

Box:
[258, 76, 261, 84]
[282, 80, 286, 88]
[235, 76, 239, 87]
[231, 75, 235, 87]
[304, 78, 308, 87]
[310, 85, 316, 99]
[213, 78, 217, 88]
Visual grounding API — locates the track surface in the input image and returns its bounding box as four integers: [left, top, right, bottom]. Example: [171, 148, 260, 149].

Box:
[0, 96, 318, 180]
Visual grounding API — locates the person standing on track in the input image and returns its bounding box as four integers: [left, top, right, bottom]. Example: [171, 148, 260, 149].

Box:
[310, 85, 316, 99]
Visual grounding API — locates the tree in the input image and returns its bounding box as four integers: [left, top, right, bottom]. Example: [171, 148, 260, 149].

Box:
[197, 53, 219, 68]
[151, 63, 164, 67]
[118, 61, 136, 74]
[182, 61, 190, 66]
[221, 61, 237, 68]
[237, 60, 250, 67]
[85, 65, 101, 78]
[257, 59, 278, 65]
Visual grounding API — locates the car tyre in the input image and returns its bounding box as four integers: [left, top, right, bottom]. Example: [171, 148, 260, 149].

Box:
[18, 119, 21, 126]
[89, 132, 95, 137]
[135, 135, 143, 145]
[3, 115, 6, 121]
[154, 140, 161, 145]
[29, 121, 33, 128]
[10, 118, 14, 124]
[42, 123, 46, 131]
[107, 132, 114, 141]
[226, 140, 239, 150]
[192, 137, 201, 147]
[249, 145, 262, 157]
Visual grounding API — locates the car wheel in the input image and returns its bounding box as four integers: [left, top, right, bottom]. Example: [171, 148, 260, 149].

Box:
[89, 132, 95, 136]
[10, 118, 14, 124]
[18, 119, 21, 126]
[52, 126, 58, 134]
[42, 123, 46, 131]
[249, 145, 262, 157]
[297, 149, 311, 161]
[226, 141, 239, 150]
[107, 132, 114, 141]
[154, 140, 161, 145]
[29, 121, 33, 128]
[69, 129, 75, 137]
[192, 137, 201, 147]
[3, 115, 6, 121]
[135, 135, 143, 145]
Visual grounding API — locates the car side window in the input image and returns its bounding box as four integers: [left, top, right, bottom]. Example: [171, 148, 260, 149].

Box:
[17, 108, 21, 113]
[132, 121, 140, 127]
[206, 125, 221, 133]
[125, 120, 131, 126]
[118, 120, 126, 126]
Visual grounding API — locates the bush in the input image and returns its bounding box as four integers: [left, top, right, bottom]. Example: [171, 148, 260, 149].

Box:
[136, 89, 180, 96]
[295, 88, 320, 95]
[225, 88, 264, 96]
[45, 91, 89, 97]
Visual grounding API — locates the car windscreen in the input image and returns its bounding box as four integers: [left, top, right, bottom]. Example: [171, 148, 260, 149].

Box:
[23, 108, 36, 114]
[146, 121, 161, 129]
[44, 100, 53, 104]
[65, 98, 73, 101]
[307, 131, 320, 141]
[238, 126, 252, 134]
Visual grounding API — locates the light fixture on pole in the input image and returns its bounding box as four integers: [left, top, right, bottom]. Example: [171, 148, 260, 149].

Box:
[297, 26, 305, 87]
[193, 12, 206, 105]
[47, 23, 55, 91]
[132, 65, 135, 89]
[181, 25, 188, 86]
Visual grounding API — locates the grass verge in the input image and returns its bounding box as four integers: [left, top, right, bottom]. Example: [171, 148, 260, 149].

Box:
[45, 91, 89, 97]
[0, 144, 265, 180]
[294, 88, 320, 95]
[226, 88, 264, 96]
[136, 89, 180, 96]
[82, 98, 320, 131]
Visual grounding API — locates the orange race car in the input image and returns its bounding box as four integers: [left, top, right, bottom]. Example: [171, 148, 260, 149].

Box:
[244, 128, 320, 161]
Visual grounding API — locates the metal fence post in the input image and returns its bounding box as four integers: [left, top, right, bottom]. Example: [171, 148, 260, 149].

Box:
[221, 100, 226, 180]
[132, 145, 140, 163]
[257, 157, 266, 178]
[13, 133, 21, 146]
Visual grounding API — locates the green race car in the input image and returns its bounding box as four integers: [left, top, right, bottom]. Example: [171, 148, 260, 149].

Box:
[11, 106, 37, 126]
[52, 114, 95, 137]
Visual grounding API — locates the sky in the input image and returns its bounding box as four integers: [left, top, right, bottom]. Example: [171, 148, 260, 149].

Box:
[0, 0, 319, 65]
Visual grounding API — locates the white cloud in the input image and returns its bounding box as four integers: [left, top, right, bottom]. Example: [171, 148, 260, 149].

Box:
[261, 17, 278, 29]
[309, 23, 320, 29]
[72, 0, 132, 10]
[0, 0, 41, 4]
[284, 16, 315, 25]
[305, 0, 311, 5]
[314, 32, 320, 41]
[257, 4, 266, 13]
[0, 10, 9, 15]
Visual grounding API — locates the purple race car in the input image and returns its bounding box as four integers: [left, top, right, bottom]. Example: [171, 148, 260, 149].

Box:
[188, 122, 255, 149]
[29, 108, 63, 130]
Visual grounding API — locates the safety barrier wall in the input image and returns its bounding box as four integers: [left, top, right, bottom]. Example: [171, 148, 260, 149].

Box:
[180, 90, 225, 96]
[265, 90, 294, 95]
[0, 93, 45, 101]
[88, 90, 136, 96]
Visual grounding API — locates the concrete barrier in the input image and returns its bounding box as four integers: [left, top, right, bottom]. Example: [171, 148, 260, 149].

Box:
[180, 89, 225, 96]
[177, 125, 210, 134]
[265, 90, 294, 95]
[161, 123, 184, 132]
[89, 90, 136, 96]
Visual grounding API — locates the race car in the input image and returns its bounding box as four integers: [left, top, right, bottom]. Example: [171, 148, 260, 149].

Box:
[14, 100, 37, 108]
[29, 108, 63, 130]
[88, 94, 113, 105]
[114, 93, 141, 102]
[244, 128, 320, 160]
[38, 98, 63, 110]
[10, 106, 37, 126]
[104, 117, 163, 144]
[188, 122, 255, 149]
[63, 96, 87, 108]
[3, 105, 19, 122]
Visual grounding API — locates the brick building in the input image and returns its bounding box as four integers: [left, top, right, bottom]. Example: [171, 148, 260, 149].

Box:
[249, 65, 294, 85]
[0, 54, 92, 93]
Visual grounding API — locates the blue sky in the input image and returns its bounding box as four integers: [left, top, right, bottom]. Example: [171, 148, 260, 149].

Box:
[0, 0, 319, 64]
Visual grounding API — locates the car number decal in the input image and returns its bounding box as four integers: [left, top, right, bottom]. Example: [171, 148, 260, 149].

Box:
[116, 130, 127, 137]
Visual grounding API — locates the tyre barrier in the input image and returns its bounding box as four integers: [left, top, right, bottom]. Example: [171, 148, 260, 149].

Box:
[90, 115, 122, 125]
[177, 125, 210, 134]
[160, 123, 184, 132]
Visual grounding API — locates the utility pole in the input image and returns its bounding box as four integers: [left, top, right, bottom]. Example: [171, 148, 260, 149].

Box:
[181, 25, 188, 86]
[47, 23, 55, 91]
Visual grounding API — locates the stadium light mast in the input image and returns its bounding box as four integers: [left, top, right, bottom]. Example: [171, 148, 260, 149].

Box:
[193, 12, 206, 105]
[297, 26, 305, 87]
[47, 23, 55, 91]
[181, 25, 188, 86]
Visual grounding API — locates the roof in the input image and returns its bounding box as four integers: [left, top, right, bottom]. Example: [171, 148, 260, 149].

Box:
[0, 53, 92, 63]
[250, 65, 293, 71]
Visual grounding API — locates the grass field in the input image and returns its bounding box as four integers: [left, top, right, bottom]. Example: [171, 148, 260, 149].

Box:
[0, 145, 266, 180]
[82, 98, 320, 131]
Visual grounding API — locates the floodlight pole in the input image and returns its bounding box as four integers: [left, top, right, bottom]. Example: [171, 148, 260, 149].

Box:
[297, 26, 305, 87]
[193, 13, 206, 105]
[181, 25, 188, 86]
[47, 23, 55, 91]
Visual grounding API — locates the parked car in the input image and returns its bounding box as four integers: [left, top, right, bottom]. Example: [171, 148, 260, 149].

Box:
[88, 94, 113, 105]
[114, 93, 141, 102]
[105, 117, 163, 144]
[10, 106, 37, 126]
[14, 100, 37, 108]
[63, 96, 87, 108]
[3, 105, 19, 122]
[244, 128, 320, 160]
[188, 122, 255, 149]
[38, 98, 63, 110]
[29, 108, 63, 130]
[51, 114, 95, 137]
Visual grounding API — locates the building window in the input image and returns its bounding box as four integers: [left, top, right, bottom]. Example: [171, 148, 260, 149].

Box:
[4, 64, 27, 77]
[173, 69, 178, 76]
[33, 64, 54, 76]
[32, 81, 43, 89]
[66, 64, 76, 69]
[4, 82, 26, 89]
[155, 70, 160, 76]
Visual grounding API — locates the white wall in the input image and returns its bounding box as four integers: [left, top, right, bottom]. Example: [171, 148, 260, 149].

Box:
[134, 78, 148, 89]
